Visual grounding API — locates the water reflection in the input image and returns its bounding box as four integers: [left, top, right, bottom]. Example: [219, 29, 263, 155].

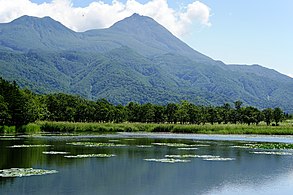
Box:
[0, 135, 293, 195]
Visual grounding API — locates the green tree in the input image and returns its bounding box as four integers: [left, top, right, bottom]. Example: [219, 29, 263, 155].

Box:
[0, 95, 11, 125]
[220, 103, 231, 124]
[126, 102, 141, 122]
[273, 107, 284, 126]
[262, 108, 273, 126]
[165, 103, 178, 123]
[154, 105, 166, 123]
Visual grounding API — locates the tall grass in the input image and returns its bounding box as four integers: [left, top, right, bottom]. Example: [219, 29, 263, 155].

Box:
[2, 120, 293, 135]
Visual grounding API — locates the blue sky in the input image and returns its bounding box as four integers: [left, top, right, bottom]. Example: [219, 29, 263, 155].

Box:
[7, 1, 293, 77]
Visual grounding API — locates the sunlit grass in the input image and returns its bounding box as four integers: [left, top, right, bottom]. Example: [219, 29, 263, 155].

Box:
[2, 119, 293, 135]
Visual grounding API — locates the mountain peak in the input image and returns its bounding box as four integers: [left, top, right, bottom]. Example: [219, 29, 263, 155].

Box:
[12, 15, 54, 24]
[10, 15, 73, 33]
[110, 13, 159, 33]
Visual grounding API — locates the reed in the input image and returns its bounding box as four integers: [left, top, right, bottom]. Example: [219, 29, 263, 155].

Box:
[1, 120, 293, 135]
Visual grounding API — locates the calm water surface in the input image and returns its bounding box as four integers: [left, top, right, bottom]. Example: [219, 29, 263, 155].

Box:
[1, 133, 293, 195]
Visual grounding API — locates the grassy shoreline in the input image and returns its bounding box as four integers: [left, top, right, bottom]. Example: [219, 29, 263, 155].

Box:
[1, 120, 292, 135]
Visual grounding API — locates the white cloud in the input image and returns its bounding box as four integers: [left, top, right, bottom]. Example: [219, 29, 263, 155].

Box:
[0, 0, 211, 37]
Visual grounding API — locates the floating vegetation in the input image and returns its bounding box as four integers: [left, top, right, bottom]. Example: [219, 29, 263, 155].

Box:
[8, 144, 51, 148]
[0, 138, 21, 140]
[229, 145, 250, 149]
[165, 154, 199, 158]
[177, 147, 198, 150]
[108, 140, 120, 142]
[250, 151, 293, 156]
[136, 145, 152, 148]
[144, 158, 191, 163]
[165, 154, 220, 159]
[248, 143, 293, 150]
[152, 143, 197, 147]
[67, 142, 127, 147]
[42, 151, 69, 155]
[0, 168, 58, 177]
[64, 154, 116, 158]
[203, 157, 235, 161]
[191, 144, 210, 147]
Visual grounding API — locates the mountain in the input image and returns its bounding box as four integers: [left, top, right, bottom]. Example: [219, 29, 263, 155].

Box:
[0, 14, 292, 112]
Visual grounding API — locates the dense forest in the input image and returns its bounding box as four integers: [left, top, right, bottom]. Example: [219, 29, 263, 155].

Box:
[0, 78, 290, 127]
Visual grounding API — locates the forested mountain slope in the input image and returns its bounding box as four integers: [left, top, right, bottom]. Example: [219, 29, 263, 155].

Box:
[0, 14, 292, 112]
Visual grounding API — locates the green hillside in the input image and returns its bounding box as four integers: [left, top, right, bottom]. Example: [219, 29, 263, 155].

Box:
[0, 14, 292, 112]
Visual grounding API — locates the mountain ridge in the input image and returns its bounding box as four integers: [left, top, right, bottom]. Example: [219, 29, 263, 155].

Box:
[0, 14, 292, 112]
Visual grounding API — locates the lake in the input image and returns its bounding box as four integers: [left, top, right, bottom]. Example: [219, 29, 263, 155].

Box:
[1, 133, 293, 195]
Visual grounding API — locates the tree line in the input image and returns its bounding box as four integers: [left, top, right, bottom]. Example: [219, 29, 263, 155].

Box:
[0, 77, 290, 127]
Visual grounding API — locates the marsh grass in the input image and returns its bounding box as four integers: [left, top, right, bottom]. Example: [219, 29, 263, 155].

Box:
[2, 120, 293, 135]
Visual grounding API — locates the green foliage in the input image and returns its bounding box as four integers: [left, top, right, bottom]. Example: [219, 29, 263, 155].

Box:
[249, 143, 293, 150]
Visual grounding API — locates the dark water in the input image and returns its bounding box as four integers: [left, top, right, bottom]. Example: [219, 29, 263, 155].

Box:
[1, 133, 293, 195]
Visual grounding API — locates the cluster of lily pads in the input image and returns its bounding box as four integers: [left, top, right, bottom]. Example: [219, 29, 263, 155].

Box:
[67, 142, 127, 147]
[249, 151, 293, 156]
[152, 143, 201, 147]
[144, 154, 235, 163]
[177, 147, 198, 150]
[248, 143, 293, 150]
[8, 144, 51, 148]
[136, 145, 153, 148]
[0, 168, 58, 177]
[42, 151, 69, 155]
[64, 154, 116, 158]
[144, 158, 191, 163]
[165, 154, 235, 161]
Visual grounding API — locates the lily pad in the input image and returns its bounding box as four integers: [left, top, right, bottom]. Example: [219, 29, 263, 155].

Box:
[108, 140, 120, 142]
[136, 145, 152, 148]
[203, 157, 235, 161]
[123, 139, 136, 141]
[144, 158, 191, 163]
[0, 138, 21, 140]
[152, 143, 196, 147]
[191, 144, 210, 147]
[248, 143, 293, 150]
[165, 154, 199, 158]
[229, 145, 250, 149]
[64, 154, 116, 158]
[250, 151, 293, 155]
[43, 151, 69, 155]
[8, 144, 51, 148]
[67, 142, 127, 147]
[177, 147, 198, 150]
[165, 154, 220, 159]
[0, 168, 58, 177]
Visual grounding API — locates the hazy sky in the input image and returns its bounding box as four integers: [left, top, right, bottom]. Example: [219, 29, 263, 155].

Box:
[1, 0, 292, 77]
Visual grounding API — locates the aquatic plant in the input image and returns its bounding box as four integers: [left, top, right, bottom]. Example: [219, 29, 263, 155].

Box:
[152, 143, 196, 147]
[144, 158, 191, 163]
[66, 142, 127, 147]
[64, 154, 116, 158]
[248, 143, 293, 150]
[165, 154, 220, 159]
[42, 151, 69, 155]
[136, 145, 152, 148]
[0, 138, 21, 140]
[165, 154, 199, 158]
[203, 157, 235, 161]
[8, 144, 51, 148]
[177, 147, 198, 150]
[0, 168, 58, 177]
[250, 151, 293, 155]
[229, 145, 250, 149]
